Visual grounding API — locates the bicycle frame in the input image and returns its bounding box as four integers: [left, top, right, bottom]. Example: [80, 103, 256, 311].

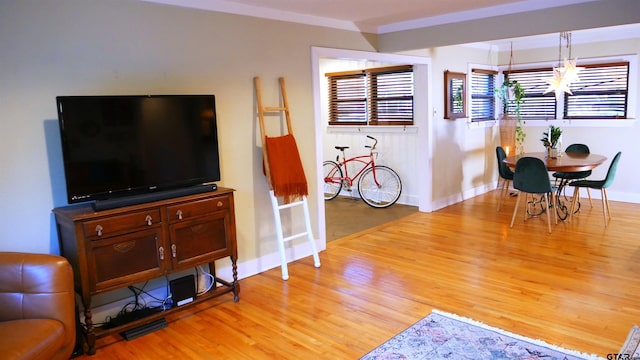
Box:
[326, 139, 381, 188]
[335, 153, 375, 187]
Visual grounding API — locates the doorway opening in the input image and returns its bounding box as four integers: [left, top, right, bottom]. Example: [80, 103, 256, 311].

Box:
[311, 47, 433, 246]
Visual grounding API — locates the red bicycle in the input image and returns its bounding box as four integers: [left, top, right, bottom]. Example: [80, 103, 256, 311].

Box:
[323, 135, 402, 208]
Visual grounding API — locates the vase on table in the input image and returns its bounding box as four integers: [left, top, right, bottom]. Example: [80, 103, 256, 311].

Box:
[548, 147, 559, 159]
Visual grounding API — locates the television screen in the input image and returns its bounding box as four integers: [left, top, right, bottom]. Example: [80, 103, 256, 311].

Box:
[56, 95, 220, 206]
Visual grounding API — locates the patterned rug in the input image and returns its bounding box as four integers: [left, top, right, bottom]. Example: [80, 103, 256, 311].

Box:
[361, 310, 604, 360]
[619, 325, 640, 357]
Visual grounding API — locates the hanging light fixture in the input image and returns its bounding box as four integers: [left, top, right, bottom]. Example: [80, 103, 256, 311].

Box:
[543, 31, 584, 99]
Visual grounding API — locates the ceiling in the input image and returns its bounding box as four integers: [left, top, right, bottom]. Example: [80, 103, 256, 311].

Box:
[142, 0, 600, 33]
[142, 0, 640, 49]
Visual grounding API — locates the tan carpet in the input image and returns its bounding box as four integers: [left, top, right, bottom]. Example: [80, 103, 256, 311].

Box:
[324, 196, 418, 242]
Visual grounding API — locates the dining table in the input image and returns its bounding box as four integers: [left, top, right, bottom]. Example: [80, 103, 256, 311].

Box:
[503, 151, 608, 173]
[503, 151, 608, 220]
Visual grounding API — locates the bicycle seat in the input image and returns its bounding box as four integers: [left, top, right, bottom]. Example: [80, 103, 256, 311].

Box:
[335, 146, 349, 151]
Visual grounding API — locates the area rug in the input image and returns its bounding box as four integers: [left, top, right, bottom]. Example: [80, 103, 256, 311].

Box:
[619, 325, 640, 357]
[361, 309, 604, 360]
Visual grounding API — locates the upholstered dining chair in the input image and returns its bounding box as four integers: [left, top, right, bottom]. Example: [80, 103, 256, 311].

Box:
[495, 146, 514, 211]
[552, 143, 593, 206]
[569, 151, 622, 227]
[510, 157, 557, 234]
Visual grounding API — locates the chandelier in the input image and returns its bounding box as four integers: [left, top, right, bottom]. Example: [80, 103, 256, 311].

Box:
[544, 31, 584, 99]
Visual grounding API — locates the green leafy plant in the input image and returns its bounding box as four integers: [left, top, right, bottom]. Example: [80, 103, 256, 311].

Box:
[454, 86, 463, 109]
[540, 125, 562, 148]
[496, 79, 526, 152]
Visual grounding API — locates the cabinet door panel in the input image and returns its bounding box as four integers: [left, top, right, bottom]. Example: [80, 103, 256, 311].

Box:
[89, 228, 166, 292]
[170, 214, 230, 268]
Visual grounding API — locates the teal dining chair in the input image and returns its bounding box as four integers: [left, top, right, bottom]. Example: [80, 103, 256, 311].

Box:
[569, 151, 622, 227]
[495, 146, 514, 211]
[510, 157, 558, 234]
[552, 143, 593, 207]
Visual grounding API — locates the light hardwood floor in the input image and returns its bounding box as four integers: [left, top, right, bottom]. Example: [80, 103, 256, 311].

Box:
[80, 190, 640, 359]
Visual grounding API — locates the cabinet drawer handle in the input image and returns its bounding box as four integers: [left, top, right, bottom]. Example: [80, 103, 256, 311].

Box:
[158, 246, 165, 260]
[95, 225, 103, 237]
[176, 210, 183, 220]
[217, 201, 223, 208]
[171, 244, 177, 258]
[145, 215, 153, 226]
[113, 241, 135, 253]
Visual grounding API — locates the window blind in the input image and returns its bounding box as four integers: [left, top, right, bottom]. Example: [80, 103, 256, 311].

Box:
[505, 68, 556, 120]
[564, 62, 629, 119]
[471, 69, 496, 121]
[326, 65, 413, 126]
[327, 71, 367, 124]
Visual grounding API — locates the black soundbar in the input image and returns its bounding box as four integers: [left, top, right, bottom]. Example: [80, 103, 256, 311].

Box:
[92, 184, 217, 211]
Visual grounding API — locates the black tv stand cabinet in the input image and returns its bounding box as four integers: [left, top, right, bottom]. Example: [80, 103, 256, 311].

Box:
[54, 187, 238, 355]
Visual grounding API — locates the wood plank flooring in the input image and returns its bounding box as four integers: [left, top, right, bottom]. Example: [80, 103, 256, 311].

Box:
[79, 190, 640, 359]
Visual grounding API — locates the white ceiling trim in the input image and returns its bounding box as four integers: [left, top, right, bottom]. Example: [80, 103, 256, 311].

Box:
[140, 0, 360, 31]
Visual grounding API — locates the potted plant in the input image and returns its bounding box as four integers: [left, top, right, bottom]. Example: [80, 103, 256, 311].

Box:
[540, 125, 562, 158]
[497, 79, 526, 155]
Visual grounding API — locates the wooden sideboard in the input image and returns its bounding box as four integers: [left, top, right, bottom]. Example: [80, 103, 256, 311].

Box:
[53, 187, 239, 355]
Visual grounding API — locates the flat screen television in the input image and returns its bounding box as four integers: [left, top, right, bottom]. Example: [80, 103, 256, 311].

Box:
[56, 95, 221, 210]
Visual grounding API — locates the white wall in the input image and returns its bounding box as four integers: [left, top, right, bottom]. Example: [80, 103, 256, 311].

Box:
[4, 0, 638, 323]
[2, 0, 639, 268]
[0, 0, 377, 267]
[398, 45, 502, 209]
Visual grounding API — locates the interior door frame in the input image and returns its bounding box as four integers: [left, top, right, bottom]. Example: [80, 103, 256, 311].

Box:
[311, 46, 433, 247]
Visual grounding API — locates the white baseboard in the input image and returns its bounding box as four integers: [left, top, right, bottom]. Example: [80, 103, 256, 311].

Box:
[430, 182, 640, 211]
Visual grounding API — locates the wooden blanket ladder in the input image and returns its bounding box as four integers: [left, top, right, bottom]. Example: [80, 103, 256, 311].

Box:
[254, 76, 320, 280]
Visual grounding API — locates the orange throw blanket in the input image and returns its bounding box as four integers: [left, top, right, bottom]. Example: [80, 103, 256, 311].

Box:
[265, 134, 308, 202]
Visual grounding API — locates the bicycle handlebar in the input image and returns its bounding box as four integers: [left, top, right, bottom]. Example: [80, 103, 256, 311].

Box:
[365, 135, 377, 150]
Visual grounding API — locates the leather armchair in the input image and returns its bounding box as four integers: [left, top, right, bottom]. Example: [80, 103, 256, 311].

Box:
[0, 252, 76, 360]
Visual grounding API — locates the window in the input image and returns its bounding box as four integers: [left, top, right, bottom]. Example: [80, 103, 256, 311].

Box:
[564, 62, 629, 119]
[445, 71, 467, 119]
[326, 65, 413, 126]
[505, 68, 556, 120]
[503, 61, 630, 120]
[470, 69, 496, 121]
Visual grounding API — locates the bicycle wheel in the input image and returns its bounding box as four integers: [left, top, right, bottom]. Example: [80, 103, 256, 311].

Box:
[358, 165, 402, 208]
[323, 161, 343, 200]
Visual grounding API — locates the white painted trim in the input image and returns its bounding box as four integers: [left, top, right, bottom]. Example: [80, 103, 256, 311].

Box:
[139, 0, 359, 31]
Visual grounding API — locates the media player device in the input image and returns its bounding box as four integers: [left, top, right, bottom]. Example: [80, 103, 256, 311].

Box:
[169, 275, 196, 307]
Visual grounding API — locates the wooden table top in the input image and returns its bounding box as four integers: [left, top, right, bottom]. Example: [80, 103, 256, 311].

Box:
[504, 152, 608, 172]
